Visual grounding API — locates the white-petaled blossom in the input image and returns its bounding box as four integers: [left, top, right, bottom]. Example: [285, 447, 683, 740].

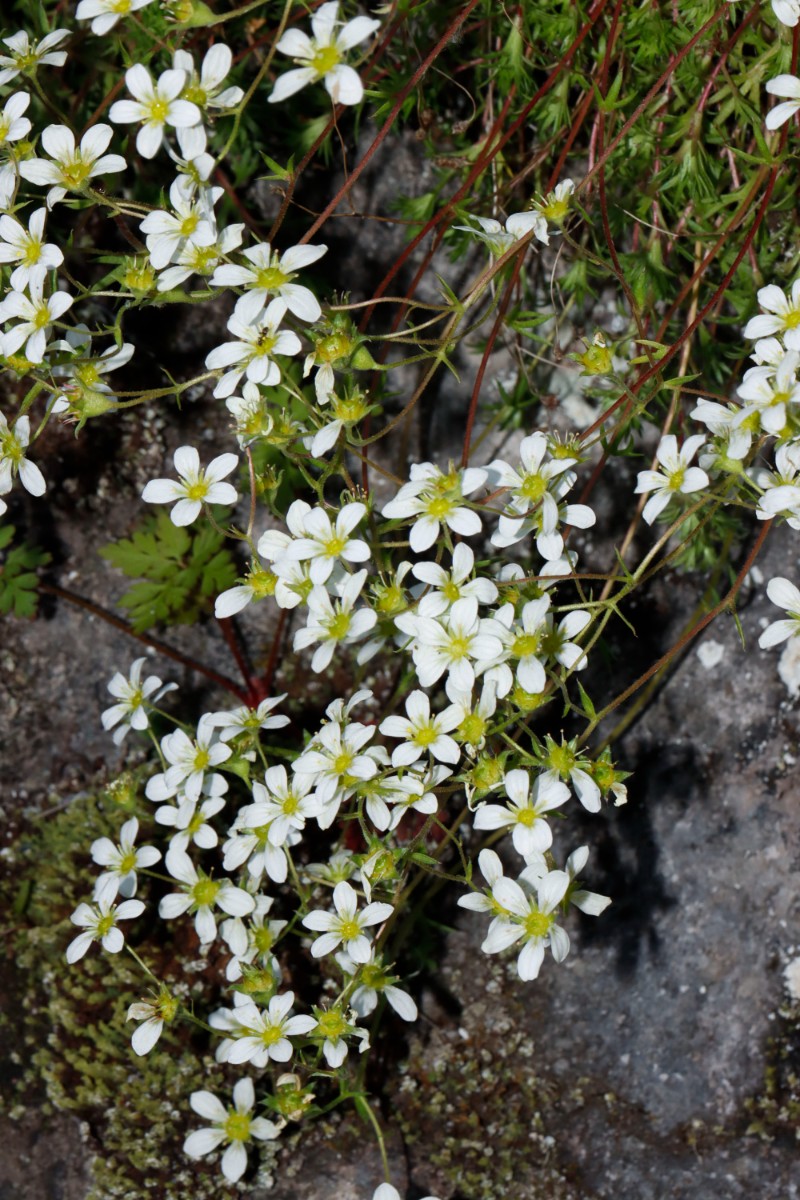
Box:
[484, 596, 551, 698]
[302, 880, 393, 963]
[156, 782, 227, 853]
[480, 868, 571, 981]
[563, 845, 612, 915]
[0, 275, 72, 364]
[145, 713, 232, 803]
[247, 765, 319, 847]
[382, 462, 487, 553]
[473, 768, 570, 857]
[213, 991, 316, 1066]
[0, 208, 62, 291]
[284, 500, 370, 583]
[138, 176, 220, 270]
[454, 209, 548, 255]
[395, 595, 504, 692]
[109, 64, 201, 160]
[759, 576, 800, 648]
[91, 816, 161, 905]
[445, 677, 498, 756]
[337, 949, 418, 1022]
[159, 846, 255, 945]
[634, 433, 708, 525]
[126, 987, 179, 1056]
[744, 280, 800, 349]
[736, 350, 800, 435]
[76, 0, 156, 36]
[293, 570, 377, 672]
[0, 30, 69, 86]
[205, 296, 302, 398]
[755, 442, 800, 525]
[379, 689, 461, 767]
[210, 240, 327, 323]
[412, 541, 498, 617]
[101, 656, 177, 744]
[293, 714, 378, 816]
[141, 444, 238, 526]
[207, 695, 290, 742]
[172, 44, 243, 159]
[66, 896, 144, 963]
[765, 73, 800, 131]
[184, 1078, 283, 1184]
[0, 414, 46, 496]
[310, 1004, 369, 1068]
[19, 123, 126, 208]
[0, 90, 32, 157]
[269, 1, 380, 107]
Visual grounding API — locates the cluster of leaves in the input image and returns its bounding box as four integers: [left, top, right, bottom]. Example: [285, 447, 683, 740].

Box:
[0, 526, 50, 618]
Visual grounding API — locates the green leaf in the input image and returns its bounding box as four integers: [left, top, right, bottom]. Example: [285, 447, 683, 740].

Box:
[0, 525, 50, 619]
[99, 511, 237, 633]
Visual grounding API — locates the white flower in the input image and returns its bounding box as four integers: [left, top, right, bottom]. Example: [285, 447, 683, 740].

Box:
[214, 992, 316, 1067]
[744, 280, 800, 349]
[454, 209, 548, 255]
[139, 177, 220, 269]
[445, 678, 498, 756]
[76, 0, 156, 35]
[184, 1078, 283, 1183]
[395, 595, 504, 692]
[0, 274, 73, 364]
[293, 715, 378, 811]
[127, 987, 178, 1056]
[736, 351, 800, 435]
[457, 846, 508, 914]
[759, 576, 800, 648]
[765, 73, 800, 131]
[109, 64, 201, 160]
[207, 696, 290, 742]
[382, 462, 487, 553]
[172, 45, 243, 157]
[19, 123, 126, 208]
[473, 768, 570, 857]
[156, 218, 244, 292]
[146, 713, 232, 802]
[0, 207, 62, 291]
[488, 433, 595, 557]
[0, 90, 31, 152]
[91, 816, 160, 905]
[294, 570, 377, 672]
[772, 0, 800, 25]
[101, 656, 176, 744]
[66, 896, 144, 963]
[338, 949, 418, 1021]
[484, 596, 551, 698]
[205, 296, 302, 398]
[302, 879, 393, 963]
[634, 433, 708, 525]
[269, 1, 380, 106]
[412, 542, 498, 617]
[156, 787, 227, 853]
[141, 445, 238, 526]
[284, 500, 370, 583]
[480, 869, 571, 981]
[563, 845, 611, 915]
[755, 441, 800, 525]
[379, 689, 461, 767]
[159, 846, 255, 945]
[210, 240, 327, 323]
[244, 766, 318, 847]
[0, 30, 69, 87]
[0, 414, 46, 496]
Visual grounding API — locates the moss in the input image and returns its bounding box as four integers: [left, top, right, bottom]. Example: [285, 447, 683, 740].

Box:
[393, 964, 580, 1200]
[0, 783, 279, 1199]
[744, 997, 800, 1142]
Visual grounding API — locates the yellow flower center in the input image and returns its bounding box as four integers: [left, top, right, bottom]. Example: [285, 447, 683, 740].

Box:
[192, 877, 220, 907]
[224, 1111, 251, 1142]
[256, 265, 289, 291]
[332, 750, 354, 775]
[524, 909, 554, 939]
[512, 633, 540, 658]
[146, 98, 171, 125]
[185, 480, 209, 502]
[785, 310, 800, 330]
[119, 850, 138, 874]
[317, 1008, 347, 1038]
[327, 610, 352, 640]
[519, 473, 547, 502]
[339, 917, 360, 942]
[414, 726, 437, 747]
[311, 44, 341, 77]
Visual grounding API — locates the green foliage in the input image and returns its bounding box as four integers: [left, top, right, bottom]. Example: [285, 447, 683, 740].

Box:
[0, 525, 50, 618]
[99, 510, 237, 633]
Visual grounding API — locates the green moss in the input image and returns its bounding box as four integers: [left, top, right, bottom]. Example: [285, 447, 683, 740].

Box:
[0, 783, 279, 1198]
[745, 997, 800, 1141]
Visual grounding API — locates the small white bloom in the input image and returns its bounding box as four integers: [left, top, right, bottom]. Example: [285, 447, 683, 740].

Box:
[759, 576, 800, 648]
[0, 208, 62, 291]
[0, 30, 69, 87]
[141, 444, 238, 526]
[302, 880, 393, 963]
[0, 274, 72, 364]
[91, 816, 160, 905]
[211, 240, 326, 323]
[159, 846, 254, 945]
[744, 280, 800, 349]
[205, 296, 302, 398]
[109, 64, 201, 160]
[379, 689, 461, 767]
[127, 987, 178, 1056]
[382, 462, 487, 553]
[0, 413, 46, 496]
[473, 768, 570, 857]
[214, 992, 316, 1067]
[634, 433, 708, 525]
[269, 1, 380, 106]
[480, 869, 571, 981]
[146, 713, 232, 802]
[293, 570, 377, 672]
[101, 656, 176, 744]
[76, 0, 156, 36]
[184, 1078, 283, 1183]
[19, 123, 126, 208]
[66, 896, 144, 963]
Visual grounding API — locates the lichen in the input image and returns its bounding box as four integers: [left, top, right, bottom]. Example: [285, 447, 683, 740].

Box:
[744, 997, 800, 1142]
